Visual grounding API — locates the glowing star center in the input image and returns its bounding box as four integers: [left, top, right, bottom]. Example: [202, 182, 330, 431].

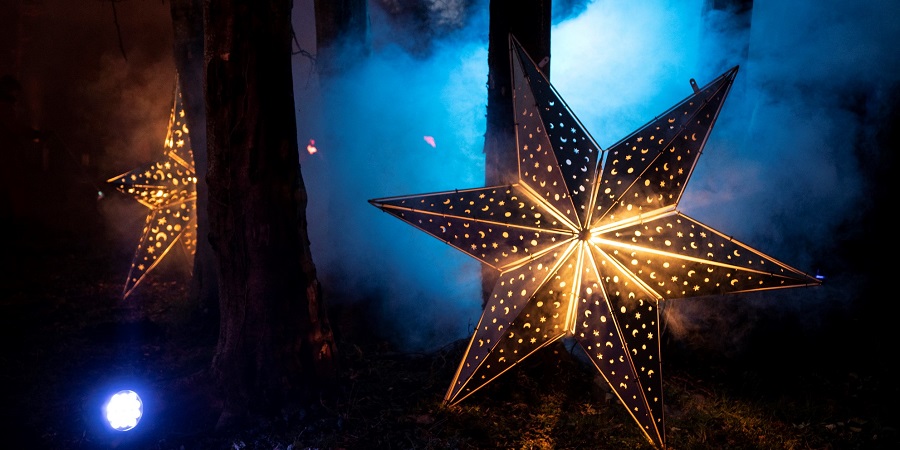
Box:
[578, 228, 591, 241]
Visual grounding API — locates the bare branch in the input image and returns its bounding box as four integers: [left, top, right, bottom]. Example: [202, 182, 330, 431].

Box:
[108, 0, 128, 61]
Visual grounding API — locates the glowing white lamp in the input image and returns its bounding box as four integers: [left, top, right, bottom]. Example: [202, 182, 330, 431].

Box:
[104, 389, 143, 431]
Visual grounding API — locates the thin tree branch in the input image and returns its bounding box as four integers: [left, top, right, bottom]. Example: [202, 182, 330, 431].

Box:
[291, 26, 316, 61]
[109, 0, 128, 61]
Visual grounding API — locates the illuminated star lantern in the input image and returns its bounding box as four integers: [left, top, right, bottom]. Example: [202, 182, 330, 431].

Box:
[107, 78, 197, 299]
[369, 36, 822, 448]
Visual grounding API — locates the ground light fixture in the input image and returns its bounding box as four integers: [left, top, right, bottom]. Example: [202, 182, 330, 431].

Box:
[103, 389, 144, 431]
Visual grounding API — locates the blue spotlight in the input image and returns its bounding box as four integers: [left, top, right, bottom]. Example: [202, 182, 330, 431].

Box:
[104, 389, 143, 431]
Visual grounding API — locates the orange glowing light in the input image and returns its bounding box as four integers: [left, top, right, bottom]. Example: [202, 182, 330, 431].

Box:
[307, 139, 318, 155]
[107, 77, 197, 299]
[370, 35, 821, 449]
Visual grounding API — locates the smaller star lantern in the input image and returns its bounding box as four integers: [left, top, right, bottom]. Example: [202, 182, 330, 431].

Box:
[107, 77, 197, 299]
[370, 36, 822, 448]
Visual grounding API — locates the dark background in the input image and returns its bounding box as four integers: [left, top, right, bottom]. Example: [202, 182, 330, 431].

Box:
[1, 1, 897, 448]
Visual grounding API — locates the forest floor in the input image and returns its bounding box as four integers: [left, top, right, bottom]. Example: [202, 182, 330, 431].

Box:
[2, 210, 898, 450]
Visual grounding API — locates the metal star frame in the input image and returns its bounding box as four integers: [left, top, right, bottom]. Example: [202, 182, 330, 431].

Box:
[107, 77, 197, 299]
[369, 36, 821, 448]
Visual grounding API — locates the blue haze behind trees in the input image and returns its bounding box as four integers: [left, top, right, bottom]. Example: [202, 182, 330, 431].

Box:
[293, 0, 898, 354]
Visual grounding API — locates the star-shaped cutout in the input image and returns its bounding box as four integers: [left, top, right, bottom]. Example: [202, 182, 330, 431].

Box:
[107, 77, 197, 299]
[369, 36, 821, 448]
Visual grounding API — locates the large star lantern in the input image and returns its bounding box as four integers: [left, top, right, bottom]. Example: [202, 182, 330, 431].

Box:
[369, 36, 821, 448]
[107, 77, 197, 299]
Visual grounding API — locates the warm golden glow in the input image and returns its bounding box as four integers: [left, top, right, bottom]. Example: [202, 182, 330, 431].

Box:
[107, 77, 197, 299]
[369, 36, 820, 449]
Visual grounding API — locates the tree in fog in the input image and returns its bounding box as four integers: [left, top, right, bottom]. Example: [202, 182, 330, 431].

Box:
[167, 0, 346, 426]
[481, 0, 550, 306]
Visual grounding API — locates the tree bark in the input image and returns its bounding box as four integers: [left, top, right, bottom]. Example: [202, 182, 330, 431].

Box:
[170, 0, 219, 326]
[314, 0, 369, 75]
[204, 0, 337, 426]
[481, 0, 551, 306]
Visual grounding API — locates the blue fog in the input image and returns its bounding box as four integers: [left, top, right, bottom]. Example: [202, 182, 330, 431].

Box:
[292, 0, 900, 351]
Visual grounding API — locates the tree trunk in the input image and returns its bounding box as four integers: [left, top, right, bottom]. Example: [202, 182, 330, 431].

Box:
[314, 0, 369, 75]
[170, 0, 219, 326]
[204, 0, 337, 426]
[481, 0, 551, 306]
